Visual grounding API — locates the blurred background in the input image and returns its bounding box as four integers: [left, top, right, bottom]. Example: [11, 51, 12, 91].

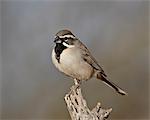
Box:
[1, 1, 149, 120]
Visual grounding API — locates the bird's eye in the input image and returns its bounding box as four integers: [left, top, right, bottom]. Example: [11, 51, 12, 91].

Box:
[64, 37, 68, 40]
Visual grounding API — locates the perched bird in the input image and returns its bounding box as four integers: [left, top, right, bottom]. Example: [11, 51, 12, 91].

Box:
[52, 29, 127, 95]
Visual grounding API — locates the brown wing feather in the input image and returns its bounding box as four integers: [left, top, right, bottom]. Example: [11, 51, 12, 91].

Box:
[76, 40, 107, 77]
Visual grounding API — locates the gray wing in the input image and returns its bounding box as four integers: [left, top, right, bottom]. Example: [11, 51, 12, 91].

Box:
[76, 40, 107, 77]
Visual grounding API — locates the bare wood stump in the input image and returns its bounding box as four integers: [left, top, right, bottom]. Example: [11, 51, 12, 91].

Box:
[64, 79, 112, 120]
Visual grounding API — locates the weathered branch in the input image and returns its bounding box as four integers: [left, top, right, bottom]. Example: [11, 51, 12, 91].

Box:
[64, 79, 112, 120]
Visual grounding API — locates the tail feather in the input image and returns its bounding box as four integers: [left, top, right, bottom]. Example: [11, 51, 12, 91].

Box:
[97, 73, 127, 95]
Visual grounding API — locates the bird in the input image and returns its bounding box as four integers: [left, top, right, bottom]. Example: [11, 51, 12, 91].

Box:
[52, 29, 127, 95]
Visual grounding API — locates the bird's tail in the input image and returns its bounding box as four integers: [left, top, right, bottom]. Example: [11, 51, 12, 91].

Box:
[97, 72, 127, 95]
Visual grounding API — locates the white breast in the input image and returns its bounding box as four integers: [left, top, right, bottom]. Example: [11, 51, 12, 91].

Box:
[52, 47, 94, 80]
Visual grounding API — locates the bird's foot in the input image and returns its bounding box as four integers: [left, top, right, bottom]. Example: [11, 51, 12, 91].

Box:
[74, 79, 81, 85]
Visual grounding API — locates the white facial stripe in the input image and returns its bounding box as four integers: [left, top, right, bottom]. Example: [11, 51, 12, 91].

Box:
[59, 35, 76, 39]
[62, 42, 75, 48]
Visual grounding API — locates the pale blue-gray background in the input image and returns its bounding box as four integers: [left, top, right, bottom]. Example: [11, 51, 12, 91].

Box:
[1, 1, 149, 119]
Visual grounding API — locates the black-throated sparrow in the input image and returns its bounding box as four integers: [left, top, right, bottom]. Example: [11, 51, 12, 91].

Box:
[52, 29, 127, 95]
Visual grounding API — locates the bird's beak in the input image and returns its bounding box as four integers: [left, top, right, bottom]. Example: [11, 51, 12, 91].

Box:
[54, 36, 62, 43]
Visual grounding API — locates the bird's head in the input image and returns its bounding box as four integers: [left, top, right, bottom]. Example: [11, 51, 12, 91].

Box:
[54, 29, 77, 48]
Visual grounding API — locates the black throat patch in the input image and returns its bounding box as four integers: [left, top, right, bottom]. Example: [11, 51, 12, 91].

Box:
[54, 43, 67, 63]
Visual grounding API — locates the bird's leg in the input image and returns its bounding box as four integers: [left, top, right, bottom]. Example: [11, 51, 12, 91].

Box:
[74, 78, 81, 85]
[70, 79, 81, 93]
